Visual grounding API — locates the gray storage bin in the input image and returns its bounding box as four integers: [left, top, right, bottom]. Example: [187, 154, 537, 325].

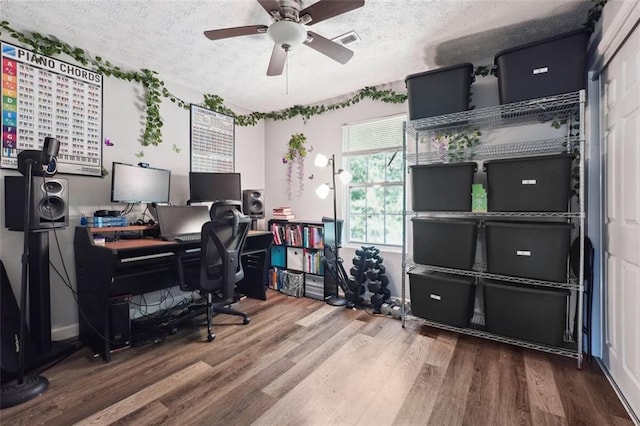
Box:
[485, 221, 571, 282]
[484, 154, 574, 212]
[405, 63, 474, 120]
[410, 162, 476, 212]
[495, 29, 589, 104]
[409, 269, 476, 327]
[483, 279, 569, 347]
[412, 218, 478, 269]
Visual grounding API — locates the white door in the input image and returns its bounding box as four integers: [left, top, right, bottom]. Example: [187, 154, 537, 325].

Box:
[602, 19, 640, 417]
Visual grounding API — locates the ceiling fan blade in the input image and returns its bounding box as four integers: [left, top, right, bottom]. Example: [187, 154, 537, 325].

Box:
[304, 31, 354, 64]
[204, 25, 268, 41]
[300, 0, 365, 25]
[267, 45, 287, 76]
[257, 0, 284, 19]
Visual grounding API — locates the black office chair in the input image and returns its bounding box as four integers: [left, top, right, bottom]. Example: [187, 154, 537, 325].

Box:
[175, 201, 251, 341]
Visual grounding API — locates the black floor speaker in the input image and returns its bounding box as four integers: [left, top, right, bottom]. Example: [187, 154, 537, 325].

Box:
[0, 260, 35, 383]
[110, 296, 131, 350]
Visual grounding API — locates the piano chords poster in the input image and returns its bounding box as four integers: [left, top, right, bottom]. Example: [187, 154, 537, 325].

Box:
[1, 41, 103, 176]
[190, 104, 234, 172]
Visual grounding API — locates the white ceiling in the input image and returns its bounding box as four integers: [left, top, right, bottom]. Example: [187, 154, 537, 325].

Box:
[1, 0, 591, 113]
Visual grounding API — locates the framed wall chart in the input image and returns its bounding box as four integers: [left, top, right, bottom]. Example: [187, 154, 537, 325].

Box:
[190, 104, 235, 172]
[1, 41, 103, 176]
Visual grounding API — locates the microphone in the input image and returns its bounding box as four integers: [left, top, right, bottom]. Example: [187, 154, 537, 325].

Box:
[42, 137, 60, 166]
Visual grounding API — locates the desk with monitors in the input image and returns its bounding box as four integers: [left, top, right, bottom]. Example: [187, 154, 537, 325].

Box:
[73, 225, 273, 361]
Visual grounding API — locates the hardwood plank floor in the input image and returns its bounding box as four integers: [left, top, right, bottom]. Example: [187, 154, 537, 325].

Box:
[0, 290, 633, 425]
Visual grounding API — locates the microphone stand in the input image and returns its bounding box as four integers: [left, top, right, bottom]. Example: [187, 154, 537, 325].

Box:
[1, 157, 49, 408]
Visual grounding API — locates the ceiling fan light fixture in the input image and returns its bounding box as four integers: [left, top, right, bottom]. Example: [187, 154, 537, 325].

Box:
[267, 20, 307, 50]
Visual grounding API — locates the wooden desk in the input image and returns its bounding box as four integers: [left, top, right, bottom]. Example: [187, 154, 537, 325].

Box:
[73, 226, 273, 361]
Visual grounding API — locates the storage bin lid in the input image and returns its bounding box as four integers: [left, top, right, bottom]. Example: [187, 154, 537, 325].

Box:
[409, 161, 477, 170]
[405, 63, 473, 82]
[482, 279, 569, 295]
[483, 153, 574, 167]
[412, 217, 479, 226]
[484, 221, 572, 230]
[494, 29, 590, 61]
[408, 267, 476, 285]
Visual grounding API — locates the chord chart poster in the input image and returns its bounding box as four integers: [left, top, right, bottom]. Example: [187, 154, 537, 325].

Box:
[1, 41, 103, 176]
[190, 104, 234, 173]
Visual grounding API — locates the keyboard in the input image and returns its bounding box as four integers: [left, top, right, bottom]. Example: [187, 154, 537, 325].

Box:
[162, 233, 201, 242]
[174, 233, 201, 242]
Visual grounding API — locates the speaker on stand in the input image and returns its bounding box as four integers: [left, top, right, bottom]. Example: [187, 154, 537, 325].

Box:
[1, 137, 73, 408]
[242, 189, 265, 230]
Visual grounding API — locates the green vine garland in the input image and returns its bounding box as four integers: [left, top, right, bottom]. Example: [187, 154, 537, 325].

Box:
[0, 0, 605, 147]
[0, 20, 406, 147]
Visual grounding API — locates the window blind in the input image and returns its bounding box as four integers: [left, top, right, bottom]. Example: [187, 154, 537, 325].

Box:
[342, 114, 406, 155]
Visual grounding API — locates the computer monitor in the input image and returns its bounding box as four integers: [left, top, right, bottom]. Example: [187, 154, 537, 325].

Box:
[189, 172, 241, 203]
[110, 162, 171, 203]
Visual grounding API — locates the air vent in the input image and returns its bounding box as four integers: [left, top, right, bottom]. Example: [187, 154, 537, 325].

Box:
[332, 31, 360, 46]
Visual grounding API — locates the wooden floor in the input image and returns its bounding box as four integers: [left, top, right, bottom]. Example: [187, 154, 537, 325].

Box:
[0, 290, 633, 425]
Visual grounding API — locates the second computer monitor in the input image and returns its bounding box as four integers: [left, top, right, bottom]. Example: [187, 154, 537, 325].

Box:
[189, 172, 241, 203]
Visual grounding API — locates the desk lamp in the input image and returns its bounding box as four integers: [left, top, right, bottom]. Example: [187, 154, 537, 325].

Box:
[1, 137, 59, 408]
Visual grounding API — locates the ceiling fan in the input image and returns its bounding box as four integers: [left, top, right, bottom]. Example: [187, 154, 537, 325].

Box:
[204, 0, 365, 76]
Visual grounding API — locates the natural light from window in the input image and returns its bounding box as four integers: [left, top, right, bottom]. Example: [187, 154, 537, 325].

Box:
[342, 115, 406, 247]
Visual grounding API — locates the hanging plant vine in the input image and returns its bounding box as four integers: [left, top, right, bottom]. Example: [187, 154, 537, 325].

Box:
[283, 133, 312, 200]
[0, 0, 605, 147]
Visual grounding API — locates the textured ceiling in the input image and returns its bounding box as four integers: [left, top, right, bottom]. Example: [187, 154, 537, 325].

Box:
[1, 0, 591, 113]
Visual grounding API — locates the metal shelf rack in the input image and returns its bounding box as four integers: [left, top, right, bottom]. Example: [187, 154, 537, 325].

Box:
[405, 314, 580, 359]
[401, 90, 586, 367]
[406, 91, 582, 134]
[407, 262, 579, 290]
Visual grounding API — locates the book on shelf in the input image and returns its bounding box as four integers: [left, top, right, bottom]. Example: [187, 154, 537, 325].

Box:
[273, 207, 293, 213]
[272, 214, 296, 220]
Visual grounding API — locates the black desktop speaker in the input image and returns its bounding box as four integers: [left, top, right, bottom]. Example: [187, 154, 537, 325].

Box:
[4, 176, 69, 231]
[242, 189, 265, 219]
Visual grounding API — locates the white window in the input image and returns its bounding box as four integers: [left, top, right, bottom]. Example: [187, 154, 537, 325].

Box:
[342, 115, 406, 247]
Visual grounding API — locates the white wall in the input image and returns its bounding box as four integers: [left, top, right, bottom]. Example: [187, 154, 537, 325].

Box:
[0, 35, 265, 339]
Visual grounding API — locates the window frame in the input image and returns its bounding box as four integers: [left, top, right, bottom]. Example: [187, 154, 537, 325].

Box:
[342, 114, 406, 248]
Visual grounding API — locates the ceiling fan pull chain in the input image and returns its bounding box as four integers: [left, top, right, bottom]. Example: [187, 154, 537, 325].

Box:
[286, 52, 289, 95]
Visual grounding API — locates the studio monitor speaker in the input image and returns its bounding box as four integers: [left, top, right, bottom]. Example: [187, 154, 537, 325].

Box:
[4, 176, 69, 231]
[242, 189, 265, 219]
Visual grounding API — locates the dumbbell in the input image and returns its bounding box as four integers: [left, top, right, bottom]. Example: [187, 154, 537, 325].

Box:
[376, 264, 386, 275]
[379, 287, 391, 301]
[368, 280, 383, 293]
[379, 275, 390, 286]
[371, 293, 385, 308]
[349, 266, 361, 278]
[366, 268, 381, 281]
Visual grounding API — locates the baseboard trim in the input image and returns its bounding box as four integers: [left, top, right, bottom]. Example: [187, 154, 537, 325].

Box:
[52, 323, 79, 341]
[595, 357, 640, 425]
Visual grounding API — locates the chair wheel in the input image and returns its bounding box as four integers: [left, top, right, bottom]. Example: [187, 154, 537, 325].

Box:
[243, 317, 251, 325]
[207, 333, 216, 342]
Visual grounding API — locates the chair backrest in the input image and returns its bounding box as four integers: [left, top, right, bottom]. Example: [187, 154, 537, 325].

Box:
[198, 201, 251, 300]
